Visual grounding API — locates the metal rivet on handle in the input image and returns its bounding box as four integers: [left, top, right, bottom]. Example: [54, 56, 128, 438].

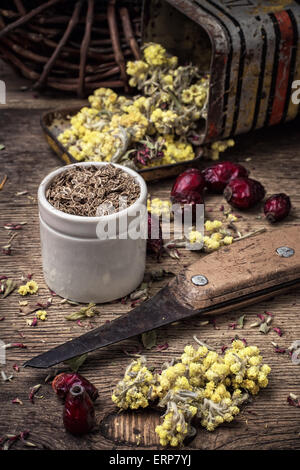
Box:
[276, 246, 295, 258]
[191, 275, 208, 286]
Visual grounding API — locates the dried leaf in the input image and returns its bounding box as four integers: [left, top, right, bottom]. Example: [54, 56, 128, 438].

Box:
[65, 303, 98, 321]
[2, 279, 16, 298]
[141, 330, 157, 350]
[0, 144, 5, 150]
[237, 314, 246, 329]
[64, 353, 88, 372]
[259, 322, 270, 334]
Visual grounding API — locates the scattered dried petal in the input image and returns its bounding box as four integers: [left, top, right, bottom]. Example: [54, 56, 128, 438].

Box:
[12, 398, 23, 405]
[257, 313, 265, 322]
[156, 343, 169, 351]
[287, 394, 300, 408]
[29, 384, 41, 403]
[273, 327, 283, 337]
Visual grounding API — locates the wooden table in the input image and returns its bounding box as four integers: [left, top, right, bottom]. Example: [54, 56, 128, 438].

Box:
[0, 60, 300, 451]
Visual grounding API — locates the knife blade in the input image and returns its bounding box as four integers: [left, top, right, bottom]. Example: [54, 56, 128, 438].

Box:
[24, 226, 300, 368]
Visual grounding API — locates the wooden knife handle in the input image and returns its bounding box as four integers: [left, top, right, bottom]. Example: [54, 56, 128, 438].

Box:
[169, 226, 300, 312]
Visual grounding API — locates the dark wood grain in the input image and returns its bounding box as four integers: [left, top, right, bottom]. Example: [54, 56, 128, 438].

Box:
[0, 61, 300, 450]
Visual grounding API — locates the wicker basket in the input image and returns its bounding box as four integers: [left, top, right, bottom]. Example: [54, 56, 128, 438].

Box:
[0, 0, 142, 96]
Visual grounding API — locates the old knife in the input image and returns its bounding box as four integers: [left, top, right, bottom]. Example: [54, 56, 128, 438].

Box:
[24, 226, 300, 368]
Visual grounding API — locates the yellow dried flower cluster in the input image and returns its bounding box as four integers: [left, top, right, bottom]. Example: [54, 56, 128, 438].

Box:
[36, 310, 47, 321]
[58, 43, 232, 168]
[204, 139, 235, 161]
[147, 198, 172, 217]
[112, 339, 271, 446]
[189, 219, 234, 252]
[111, 356, 156, 410]
[18, 280, 39, 296]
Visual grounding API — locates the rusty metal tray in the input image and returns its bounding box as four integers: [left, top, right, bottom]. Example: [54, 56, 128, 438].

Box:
[41, 107, 204, 182]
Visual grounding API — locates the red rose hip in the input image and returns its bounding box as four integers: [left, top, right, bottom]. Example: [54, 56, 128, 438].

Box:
[264, 193, 291, 223]
[224, 177, 265, 209]
[63, 384, 95, 435]
[202, 161, 249, 193]
[171, 168, 206, 202]
[52, 372, 99, 401]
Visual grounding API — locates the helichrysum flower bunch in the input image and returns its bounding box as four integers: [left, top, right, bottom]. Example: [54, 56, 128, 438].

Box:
[188, 219, 235, 252]
[58, 43, 233, 168]
[112, 339, 271, 446]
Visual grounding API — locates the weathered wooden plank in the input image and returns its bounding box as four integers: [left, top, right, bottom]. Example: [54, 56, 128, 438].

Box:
[0, 64, 300, 450]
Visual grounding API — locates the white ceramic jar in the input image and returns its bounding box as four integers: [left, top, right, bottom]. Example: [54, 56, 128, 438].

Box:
[38, 162, 147, 303]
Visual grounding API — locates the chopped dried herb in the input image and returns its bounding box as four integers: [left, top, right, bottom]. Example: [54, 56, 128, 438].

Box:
[46, 164, 140, 217]
[141, 330, 157, 350]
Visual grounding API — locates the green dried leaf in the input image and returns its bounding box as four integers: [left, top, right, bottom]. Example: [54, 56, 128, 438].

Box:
[64, 353, 88, 372]
[65, 302, 98, 321]
[259, 322, 270, 334]
[237, 314, 246, 329]
[0, 144, 5, 151]
[141, 330, 157, 350]
[3, 279, 16, 298]
[65, 311, 85, 321]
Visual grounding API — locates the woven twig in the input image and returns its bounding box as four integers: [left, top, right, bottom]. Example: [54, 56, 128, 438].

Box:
[0, 0, 62, 39]
[34, 0, 84, 89]
[78, 0, 94, 97]
[13, 0, 26, 15]
[0, 0, 142, 95]
[107, 0, 128, 92]
[120, 7, 141, 60]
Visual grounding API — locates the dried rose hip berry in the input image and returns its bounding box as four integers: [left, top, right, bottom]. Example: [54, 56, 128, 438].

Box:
[171, 168, 206, 202]
[224, 177, 265, 209]
[264, 193, 291, 223]
[52, 372, 99, 401]
[147, 213, 163, 259]
[202, 161, 249, 193]
[63, 384, 95, 436]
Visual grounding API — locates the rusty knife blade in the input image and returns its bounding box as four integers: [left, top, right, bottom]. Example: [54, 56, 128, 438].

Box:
[23, 277, 300, 369]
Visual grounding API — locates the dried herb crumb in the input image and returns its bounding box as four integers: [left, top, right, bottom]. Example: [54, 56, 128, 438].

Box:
[46, 164, 140, 217]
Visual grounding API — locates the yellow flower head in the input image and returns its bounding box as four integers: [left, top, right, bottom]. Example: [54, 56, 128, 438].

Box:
[26, 280, 39, 295]
[36, 310, 47, 321]
[18, 285, 29, 296]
